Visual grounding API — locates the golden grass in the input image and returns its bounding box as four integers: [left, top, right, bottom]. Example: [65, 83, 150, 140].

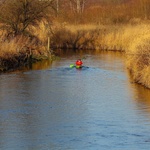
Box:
[51, 23, 100, 49]
[126, 28, 150, 88]
[0, 20, 50, 58]
[98, 23, 150, 88]
[95, 23, 150, 51]
[30, 20, 50, 44]
[64, 24, 105, 32]
[51, 23, 150, 51]
[0, 20, 51, 71]
[60, 22, 150, 51]
[0, 36, 30, 58]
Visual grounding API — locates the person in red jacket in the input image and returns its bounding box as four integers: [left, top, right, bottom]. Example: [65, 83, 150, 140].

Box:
[76, 59, 83, 68]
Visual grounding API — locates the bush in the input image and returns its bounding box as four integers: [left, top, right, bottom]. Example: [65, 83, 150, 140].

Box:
[51, 26, 99, 50]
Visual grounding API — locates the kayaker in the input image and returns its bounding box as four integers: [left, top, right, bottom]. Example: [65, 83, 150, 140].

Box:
[76, 59, 83, 68]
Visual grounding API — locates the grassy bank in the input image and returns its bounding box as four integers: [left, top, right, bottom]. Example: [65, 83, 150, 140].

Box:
[51, 22, 149, 51]
[0, 21, 51, 72]
[98, 22, 150, 89]
[126, 24, 150, 88]
[0, 0, 55, 73]
[99, 22, 150, 89]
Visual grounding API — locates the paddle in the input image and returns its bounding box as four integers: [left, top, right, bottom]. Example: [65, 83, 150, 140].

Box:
[70, 64, 82, 69]
[70, 64, 75, 68]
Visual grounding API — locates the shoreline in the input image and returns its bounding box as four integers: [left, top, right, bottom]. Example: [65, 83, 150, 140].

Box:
[0, 48, 52, 73]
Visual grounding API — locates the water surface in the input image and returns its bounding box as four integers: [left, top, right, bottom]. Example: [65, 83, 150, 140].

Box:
[0, 50, 150, 150]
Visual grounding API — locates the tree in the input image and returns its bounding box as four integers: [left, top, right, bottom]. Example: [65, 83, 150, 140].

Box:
[0, 0, 55, 36]
[69, 0, 87, 14]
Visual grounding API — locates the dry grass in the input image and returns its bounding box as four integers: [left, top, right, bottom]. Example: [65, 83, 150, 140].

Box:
[0, 20, 51, 58]
[95, 23, 150, 51]
[0, 36, 30, 58]
[51, 23, 100, 49]
[30, 20, 50, 44]
[98, 22, 150, 88]
[51, 23, 150, 51]
[126, 26, 150, 88]
[0, 20, 51, 71]
[64, 24, 104, 32]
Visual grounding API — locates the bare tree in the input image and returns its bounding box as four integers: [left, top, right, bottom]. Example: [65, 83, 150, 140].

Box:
[56, 0, 59, 15]
[0, 0, 55, 36]
[69, 0, 87, 14]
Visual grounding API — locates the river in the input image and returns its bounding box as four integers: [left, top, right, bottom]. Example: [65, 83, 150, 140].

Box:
[0, 50, 150, 150]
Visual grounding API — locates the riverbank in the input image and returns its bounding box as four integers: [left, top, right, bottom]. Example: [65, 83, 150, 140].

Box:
[126, 24, 150, 88]
[0, 37, 51, 73]
[51, 22, 149, 51]
[0, 21, 52, 73]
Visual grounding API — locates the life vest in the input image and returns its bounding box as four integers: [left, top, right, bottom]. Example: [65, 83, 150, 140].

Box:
[76, 60, 83, 66]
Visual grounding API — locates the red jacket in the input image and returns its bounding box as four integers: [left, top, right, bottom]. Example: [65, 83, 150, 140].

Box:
[76, 60, 83, 66]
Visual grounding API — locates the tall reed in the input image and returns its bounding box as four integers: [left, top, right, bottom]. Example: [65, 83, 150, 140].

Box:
[126, 24, 150, 88]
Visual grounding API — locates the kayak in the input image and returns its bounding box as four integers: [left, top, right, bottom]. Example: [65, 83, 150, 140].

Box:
[70, 64, 82, 69]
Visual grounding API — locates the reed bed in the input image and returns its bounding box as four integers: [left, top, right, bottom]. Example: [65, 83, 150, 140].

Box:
[51, 23, 147, 51]
[99, 23, 150, 88]
[50, 23, 101, 50]
[97, 22, 150, 88]
[125, 24, 150, 88]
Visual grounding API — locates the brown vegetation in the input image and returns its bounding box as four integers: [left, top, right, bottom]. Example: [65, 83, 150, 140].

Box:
[56, 0, 150, 24]
[126, 24, 150, 88]
[50, 24, 100, 50]
[0, 0, 55, 72]
[0, 33, 50, 72]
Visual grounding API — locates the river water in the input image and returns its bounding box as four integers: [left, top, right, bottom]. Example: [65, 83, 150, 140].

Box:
[0, 50, 150, 150]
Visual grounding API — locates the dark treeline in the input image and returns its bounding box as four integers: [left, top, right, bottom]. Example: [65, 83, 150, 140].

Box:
[0, 0, 149, 36]
[55, 0, 150, 24]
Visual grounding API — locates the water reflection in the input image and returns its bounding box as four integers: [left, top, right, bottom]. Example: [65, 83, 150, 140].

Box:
[11, 59, 52, 73]
[125, 68, 150, 118]
[32, 59, 52, 70]
[131, 82, 150, 116]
